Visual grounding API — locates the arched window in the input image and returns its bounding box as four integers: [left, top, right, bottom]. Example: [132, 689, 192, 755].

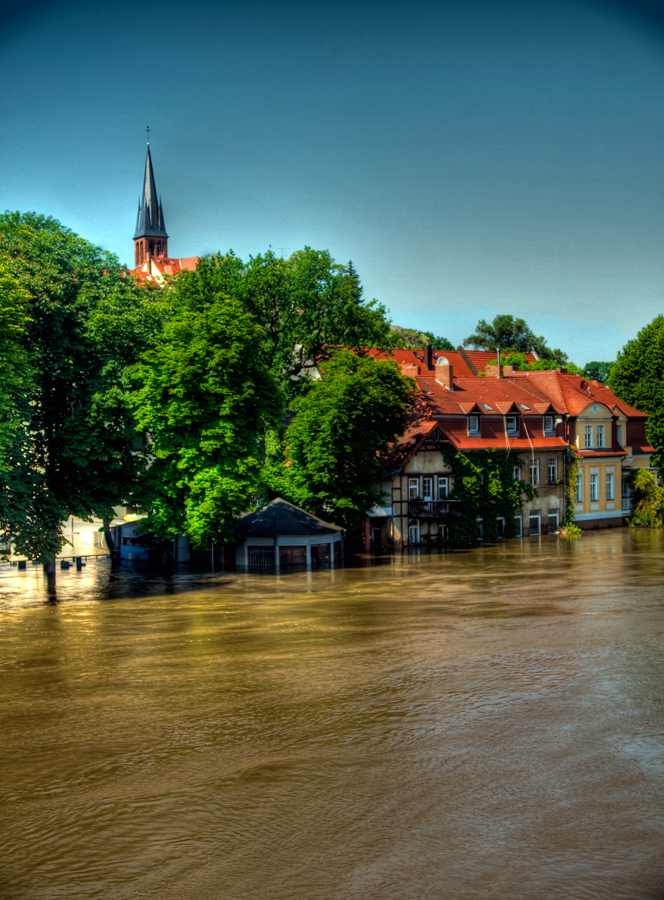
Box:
[157, 241, 162, 255]
[139, 243, 144, 264]
[149, 241, 154, 256]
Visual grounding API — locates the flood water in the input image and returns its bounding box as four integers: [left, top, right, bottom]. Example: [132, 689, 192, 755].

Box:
[1, 530, 664, 900]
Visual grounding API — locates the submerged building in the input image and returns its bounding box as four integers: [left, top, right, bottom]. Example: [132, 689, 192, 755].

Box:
[369, 347, 657, 548]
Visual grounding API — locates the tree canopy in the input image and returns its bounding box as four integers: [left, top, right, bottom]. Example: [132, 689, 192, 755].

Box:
[465, 314, 568, 365]
[0, 262, 31, 462]
[583, 361, 614, 384]
[497, 351, 582, 375]
[609, 315, 664, 467]
[172, 249, 393, 393]
[133, 293, 281, 548]
[0, 212, 156, 571]
[265, 350, 418, 534]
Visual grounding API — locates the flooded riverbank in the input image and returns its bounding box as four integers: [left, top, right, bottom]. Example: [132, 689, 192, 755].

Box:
[1, 530, 664, 899]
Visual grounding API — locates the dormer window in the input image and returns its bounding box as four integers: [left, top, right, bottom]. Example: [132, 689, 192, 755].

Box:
[468, 415, 480, 435]
[506, 415, 518, 434]
[544, 415, 554, 433]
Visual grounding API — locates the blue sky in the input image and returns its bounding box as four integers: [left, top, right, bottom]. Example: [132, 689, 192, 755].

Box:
[1, 0, 664, 364]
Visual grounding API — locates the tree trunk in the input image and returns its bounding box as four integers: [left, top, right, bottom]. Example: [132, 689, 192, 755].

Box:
[43, 558, 56, 596]
[103, 518, 120, 565]
[103, 518, 115, 551]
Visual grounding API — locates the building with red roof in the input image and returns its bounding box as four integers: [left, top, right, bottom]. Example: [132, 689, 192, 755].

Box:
[370, 350, 657, 549]
[129, 144, 199, 284]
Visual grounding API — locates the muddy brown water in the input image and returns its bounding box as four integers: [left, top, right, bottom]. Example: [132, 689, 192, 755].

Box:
[1, 530, 664, 900]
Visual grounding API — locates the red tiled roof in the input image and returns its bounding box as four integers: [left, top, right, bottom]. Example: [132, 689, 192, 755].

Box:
[368, 348, 476, 377]
[129, 256, 199, 282]
[383, 396, 437, 469]
[508, 370, 647, 419]
[415, 373, 562, 417]
[462, 349, 539, 369]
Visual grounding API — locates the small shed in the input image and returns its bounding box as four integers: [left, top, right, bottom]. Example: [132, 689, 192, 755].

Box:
[236, 498, 344, 571]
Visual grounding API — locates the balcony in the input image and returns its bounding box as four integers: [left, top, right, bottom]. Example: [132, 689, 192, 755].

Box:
[408, 499, 462, 518]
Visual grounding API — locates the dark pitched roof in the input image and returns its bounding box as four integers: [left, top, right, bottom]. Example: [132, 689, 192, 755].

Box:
[133, 146, 168, 239]
[237, 498, 343, 537]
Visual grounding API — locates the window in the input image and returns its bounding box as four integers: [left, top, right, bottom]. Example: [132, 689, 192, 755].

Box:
[514, 514, 522, 537]
[585, 425, 593, 448]
[617, 424, 623, 446]
[497, 517, 505, 537]
[468, 415, 480, 434]
[596, 425, 605, 448]
[590, 473, 599, 502]
[438, 476, 449, 499]
[408, 478, 419, 499]
[513, 465, 521, 481]
[544, 415, 554, 433]
[530, 458, 540, 486]
[506, 416, 518, 434]
[548, 509, 559, 532]
[622, 476, 631, 510]
[279, 546, 307, 567]
[606, 470, 615, 501]
[529, 511, 541, 536]
[422, 477, 433, 501]
[548, 458, 558, 483]
[576, 472, 583, 503]
[408, 523, 420, 545]
[249, 546, 275, 569]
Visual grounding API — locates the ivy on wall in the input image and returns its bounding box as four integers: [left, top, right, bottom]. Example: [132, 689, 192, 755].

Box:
[564, 451, 581, 526]
[443, 448, 536, 545]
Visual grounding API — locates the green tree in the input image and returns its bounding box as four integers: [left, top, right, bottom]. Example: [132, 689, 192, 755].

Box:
[609, 316, 664, 467]
[498, 351, 583, 375]
[583, 361, 614, 383]
[627, 468, 663, 528]
[266, 350, 418, 535]
[133, 294, 281, 548]
[0, 263, 31, 461]
[466, 314, 568, 365]
[0, 212, 154, 584]
[173, 249, 392, 393]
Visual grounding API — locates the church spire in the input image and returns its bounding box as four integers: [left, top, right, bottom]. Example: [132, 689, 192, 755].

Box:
[133, 143, 168, 267]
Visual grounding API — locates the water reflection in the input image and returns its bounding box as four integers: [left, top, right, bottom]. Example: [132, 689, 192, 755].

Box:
[1, 530, 664, 900]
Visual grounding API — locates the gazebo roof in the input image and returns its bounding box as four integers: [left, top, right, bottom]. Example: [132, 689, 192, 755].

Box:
[237, 498, 343, 537]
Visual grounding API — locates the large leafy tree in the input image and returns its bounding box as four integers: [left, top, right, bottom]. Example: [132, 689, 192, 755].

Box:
[133, 294, 281, 547]
[465, 314, 567, 365]
[609, 315, 664, 467]
[0, 263, 31, 461]
[266, 350, 418, 534]
[583, 361, 614, 384]
[0, 212, 156, 579]
[173, 248, 393, 390]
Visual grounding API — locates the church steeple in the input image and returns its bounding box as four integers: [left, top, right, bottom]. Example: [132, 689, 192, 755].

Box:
[133, 144, 168, 267]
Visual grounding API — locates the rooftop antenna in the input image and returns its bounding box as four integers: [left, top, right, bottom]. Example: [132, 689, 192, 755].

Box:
[146, 125, 150, 145]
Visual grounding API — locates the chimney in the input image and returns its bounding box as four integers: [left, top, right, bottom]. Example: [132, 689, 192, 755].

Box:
[425, 343, 433, 371]
[436, 363, 453, 390]
[486, 364, 503, 379]
[402, 364, 421, 376]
